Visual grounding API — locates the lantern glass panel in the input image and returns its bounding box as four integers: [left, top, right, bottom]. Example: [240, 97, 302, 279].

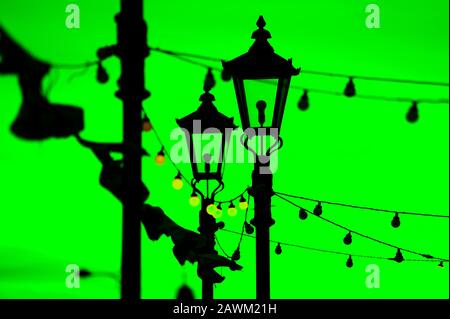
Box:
[192, 132, 223, 175]
[242, 79, 278, 129]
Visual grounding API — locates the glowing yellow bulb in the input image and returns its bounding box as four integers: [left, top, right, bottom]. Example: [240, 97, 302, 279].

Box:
[213, 207, 223, 219]
[142, 120, 152, 132]
[155, 151, 165, 165]
[172, 177, 183, 190]
[238, 195, 248, 210]
[239, 201, 248, 210]
[227, 203, 237, 217]
[189, 194, 200, 207]
[206, 204, 217, 215]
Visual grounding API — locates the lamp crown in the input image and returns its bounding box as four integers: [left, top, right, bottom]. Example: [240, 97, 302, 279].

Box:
[251, 16, 272, 47]
[256, 16, 266, 28]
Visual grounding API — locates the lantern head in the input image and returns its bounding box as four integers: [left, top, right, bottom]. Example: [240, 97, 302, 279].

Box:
[176, 70, 236, 181]
[222, 16, 300, 133]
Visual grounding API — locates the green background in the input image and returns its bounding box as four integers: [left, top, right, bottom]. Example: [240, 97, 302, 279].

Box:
[0, 0, 448, 299]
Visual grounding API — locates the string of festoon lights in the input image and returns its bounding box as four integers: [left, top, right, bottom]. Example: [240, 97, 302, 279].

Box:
[214, 191, 449, 269]
[47, 45, 448, 269]
[139, 108, 449, 269]
[147, 47, 449, 123]
[141, 106, 250, 212]
[49, 45, 449, 124]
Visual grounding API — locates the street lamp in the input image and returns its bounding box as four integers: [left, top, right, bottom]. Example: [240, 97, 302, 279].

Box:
[176, 74, 236, 182]
[176, 69, 236, 300]
[222, 16, 300, 133]
[222, 16, 300, 300]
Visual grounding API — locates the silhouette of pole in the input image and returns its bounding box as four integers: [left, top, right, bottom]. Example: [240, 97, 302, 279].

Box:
[116, 0, 149, 299]
[198, 197, 216, 300]
[250, 159, 274, 300]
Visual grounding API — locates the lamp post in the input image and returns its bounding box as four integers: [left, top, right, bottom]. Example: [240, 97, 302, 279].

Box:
[176, 69, 236, 300]
[115, 0, 150, 300]
[222, 16, 300, 300]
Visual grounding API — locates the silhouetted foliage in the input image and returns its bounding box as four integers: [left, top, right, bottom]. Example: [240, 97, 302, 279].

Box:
[141, 204, 243, 284]
[1, 27, 84, 140]
[76, 135, 150, 203]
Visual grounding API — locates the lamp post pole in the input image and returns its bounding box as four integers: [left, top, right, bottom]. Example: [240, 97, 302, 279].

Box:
[177, 71, 236, 300]
[116, 0, 149, 299]
[222, 16, 299, 300]
[199, 197, 216, 300]
[250, 158, 274, 301]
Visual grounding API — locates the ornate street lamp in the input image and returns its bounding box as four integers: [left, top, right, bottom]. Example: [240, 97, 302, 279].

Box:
[176, 69, 236, 300]
[222, 16, 300, 133]
[176, 70, 236, 184]
[222, 16, 300, 300]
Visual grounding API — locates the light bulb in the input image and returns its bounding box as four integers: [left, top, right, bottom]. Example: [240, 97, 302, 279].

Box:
[231, 248, 240, 261]
[203, 68, 216, 92]
[343, 231, 352, 245]
[346, 255, 353, 268]
[206, 204, 217, 216]
[393, 248, 404, 263]
[214, 204, 223, 219]
[313, 202, 323, 216]
[189, 192, 200, 207]
[142, 116, 152, 132]
[256, 100, 267, 127]
[155, 148, 165, 165]
[297, 90, 309, 111]
[299, 208, 308, 220]
[96, 63, 109, 84]
[238, 195, 248, 210]
[391, 213, 400, 228]
[406, 101, 419, 123]
[244, 221, 254, 235]
[172, 172, 183, 190]
[344, 77, 356, 97]
[79, 269, 92, 278]
[227, 202, 237, 217]
[275, 243, 282, 255]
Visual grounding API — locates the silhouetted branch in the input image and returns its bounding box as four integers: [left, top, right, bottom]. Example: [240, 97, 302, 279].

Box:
[75, 135, 149, 203]
[141, 204, 243, 284]
[1, 26, 84, 140]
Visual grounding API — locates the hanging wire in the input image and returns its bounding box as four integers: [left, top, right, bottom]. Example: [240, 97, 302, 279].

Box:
[150, 47, 221, 63]
[143, 113, 191, 185]
[158, 51, 222, 72]
[237, 193, 252, 247]
[51, 61, 99, 69]
[150, 48, 448, 105]
[274, 193, 449, 261]
[214, 235, 232, 259]
[220, 228, 448, 263]
[274, 191, 449, 218]
[66, 63, 94, 84]
[262, 81, 449, 104]
[300, 69, 449, 87]
[148, 46, 449, 87]
[40, 47, 448, 105]
[214, 193, 252, 259]
[214, 188, 250, 205]
[43, 68, 59, 97]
